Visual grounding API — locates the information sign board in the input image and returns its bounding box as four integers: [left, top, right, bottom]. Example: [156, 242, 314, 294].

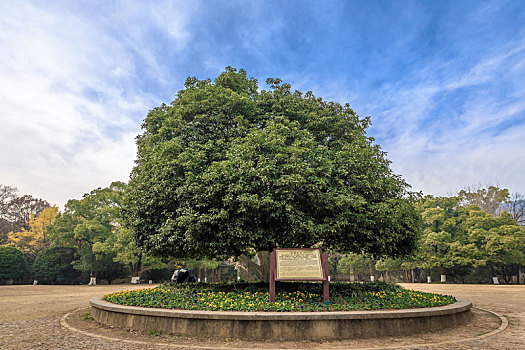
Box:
[276, 249, 323, 280]
[269, 248, 329, 303]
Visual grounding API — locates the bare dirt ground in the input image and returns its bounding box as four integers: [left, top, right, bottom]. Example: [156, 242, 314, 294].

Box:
[0, 283, 522, 349]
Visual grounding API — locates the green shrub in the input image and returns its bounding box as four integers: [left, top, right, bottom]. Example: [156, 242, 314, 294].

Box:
[0, 246, 28, 281]
[33, 247, 81, 284]
[104, 282, 454, 312]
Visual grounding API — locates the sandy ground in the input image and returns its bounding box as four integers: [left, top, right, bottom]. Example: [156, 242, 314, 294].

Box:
[0, 283, 523, 349]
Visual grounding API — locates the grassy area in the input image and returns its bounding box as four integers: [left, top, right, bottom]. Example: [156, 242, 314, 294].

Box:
[103, 282, 456, 312]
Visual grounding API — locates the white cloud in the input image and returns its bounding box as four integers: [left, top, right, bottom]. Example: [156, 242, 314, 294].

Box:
[0, 1, 191, 207]
[387, 122, 525, 196]
[364, 39, 525, 196]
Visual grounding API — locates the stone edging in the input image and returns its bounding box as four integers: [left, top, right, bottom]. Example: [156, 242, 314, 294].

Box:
[62, 306, 508, 349]
[90, 297, 472, 340]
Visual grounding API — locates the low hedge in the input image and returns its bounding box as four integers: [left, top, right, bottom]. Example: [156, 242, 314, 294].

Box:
[104, 281, 456, 312]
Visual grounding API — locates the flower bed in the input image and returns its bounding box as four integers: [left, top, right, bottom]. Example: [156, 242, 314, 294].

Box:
[103, 282, 456, 312]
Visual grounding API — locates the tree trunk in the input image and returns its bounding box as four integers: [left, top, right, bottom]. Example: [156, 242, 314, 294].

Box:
[518, 267, 525, 284]
[238, 251, 270, 283]
[349, 267, 355, 282]
[332, 261, 339, 281]
[88, 270, 97, 285]
[405, 269, 413, 282]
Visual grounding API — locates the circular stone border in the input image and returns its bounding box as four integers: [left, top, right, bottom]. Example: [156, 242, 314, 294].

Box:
[90, 297, 472, 341]
[63, 306, 507, 350]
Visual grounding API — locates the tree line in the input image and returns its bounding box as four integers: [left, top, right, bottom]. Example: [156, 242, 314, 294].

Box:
[0, 183, 165, 284]
[334, 186, 525, 284]
[0, 182, 226, 285]
[3, 183, 522, 285]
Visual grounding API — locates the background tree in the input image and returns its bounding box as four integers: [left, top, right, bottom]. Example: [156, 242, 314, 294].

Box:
[458, 185, 509, 217]
[96, 257, 128, 285]
[92, 226, 164, 280]
[0, 184, 17, 204]
[4, 195, 50, 231]
[0, 185, 50, 243]
[0, 185, 18, 242]
[32, 246, 81, 284]
[328, 251, 343, 280]
[339, 253, 376, 280]
[416, 196, 485, 281]
[50, 182, 161, 283]
[508, 192, 525, 226]
[465, 208, 525, 282]
[7, 206, 58, 261]
[185, 258, 219, 281]
[375, 257, 421, 282]
[125, 67, 421, 281]
[0, 246, 28, 282]
[49, 183, 123, 283]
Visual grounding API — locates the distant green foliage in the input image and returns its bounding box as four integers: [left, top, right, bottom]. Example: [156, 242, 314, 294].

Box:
[49, 181, 162, 280]
[339, 253, 376, 275]
[415, 196, 525, 271]
[96, 258, 129, 284]
[33, 246, 81, 284]
[368, 193, 525, 282]
[126, 67, 421, 262]
[142, 267, 172, 282]
[0, 245, 28, 280]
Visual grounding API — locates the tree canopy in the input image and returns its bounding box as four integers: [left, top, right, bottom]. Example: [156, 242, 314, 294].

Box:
[0, 246, 28, 281]
[372, 193, 525, 282]
[7, 206, 58, 261]
[49, 183, 122, 278]
[458, 185, 510, 217]
[49, 181, 161, 280]
[32, 246, 81, 284]
[125, 67, 421, 263]
[416, 196, 485, 273]
[0, 184, 50, 244]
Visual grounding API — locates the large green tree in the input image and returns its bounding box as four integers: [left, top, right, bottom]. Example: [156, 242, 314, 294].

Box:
[49, 184, 119, 282]
[465, 208, 525, 281]
[32, 247, 81, 284]
[415, 196, 485, 281]
[50, 182, 160, 283]
[0, 245, 28, 282]
[125, 67, 421, 281]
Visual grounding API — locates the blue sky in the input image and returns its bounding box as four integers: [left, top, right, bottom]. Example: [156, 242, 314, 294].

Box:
[1, 1, 524, 207]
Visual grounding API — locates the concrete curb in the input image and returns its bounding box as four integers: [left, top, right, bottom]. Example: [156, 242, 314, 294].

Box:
[90, 297, 473, 341]
[62, 306, 508, 350]
[91, 297, 472, 320]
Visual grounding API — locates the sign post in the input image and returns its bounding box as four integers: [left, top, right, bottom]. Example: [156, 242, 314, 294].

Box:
[269, 248, 329, 303]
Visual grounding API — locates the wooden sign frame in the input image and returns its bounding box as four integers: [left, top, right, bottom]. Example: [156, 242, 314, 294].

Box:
[269, 248, 329, 303]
